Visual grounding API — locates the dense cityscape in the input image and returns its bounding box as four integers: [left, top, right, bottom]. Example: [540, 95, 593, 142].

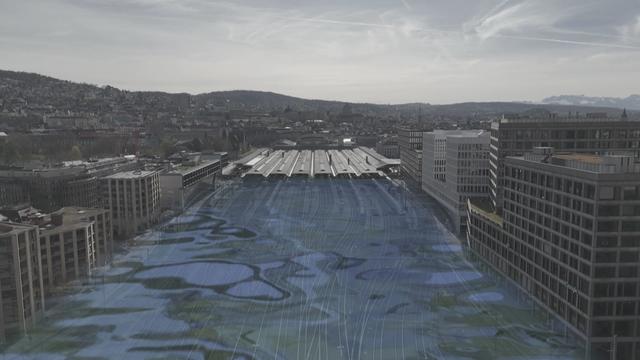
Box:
[0, 66, 639, 359]
[4, 0, 640, 358]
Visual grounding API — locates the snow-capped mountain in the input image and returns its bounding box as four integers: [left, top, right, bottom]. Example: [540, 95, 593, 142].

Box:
[542, 95, 640, 110]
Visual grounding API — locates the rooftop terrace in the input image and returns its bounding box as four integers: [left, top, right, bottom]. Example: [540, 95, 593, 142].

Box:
[521, 149, 640, 174]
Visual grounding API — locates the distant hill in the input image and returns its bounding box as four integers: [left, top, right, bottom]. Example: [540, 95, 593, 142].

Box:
[423, 102, 626, 117]
[542, 94, 640, 110]
[0, 69, 633, 118]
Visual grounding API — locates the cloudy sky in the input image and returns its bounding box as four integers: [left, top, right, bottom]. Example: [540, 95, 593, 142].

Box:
[1, 0, 639, 104]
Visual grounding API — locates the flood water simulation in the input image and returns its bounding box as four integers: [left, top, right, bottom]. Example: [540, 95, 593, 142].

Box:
[6, 179, 581, 359]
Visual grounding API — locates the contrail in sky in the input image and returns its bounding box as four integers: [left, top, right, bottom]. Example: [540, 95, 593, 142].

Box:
[280, 16, 395, 29]
[493, 34, 640, 50]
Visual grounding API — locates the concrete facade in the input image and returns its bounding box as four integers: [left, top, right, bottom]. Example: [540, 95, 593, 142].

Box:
[0, 223, 45, 342]
[422, 130, 490, 233]
[159, 158, 221, 211]
[0, 156, 140, 211]
[489, 116, 640, 212]
[103, 170, 160, 238]
[375, 137, 400, 159]
[423, 132, 447, 183]
[468, 150, 640, 359]
[38, 215, 96, 293]
[0, 167, 98, 212]
[0, 180, 29, 207]
[50, 207, 112, 267]
[398, 128, 425, 186]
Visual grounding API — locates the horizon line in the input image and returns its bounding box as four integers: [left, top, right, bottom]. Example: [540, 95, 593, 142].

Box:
[0, 67, 637, 109]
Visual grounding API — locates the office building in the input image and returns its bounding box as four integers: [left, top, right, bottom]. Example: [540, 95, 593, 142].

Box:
[398, 127, 426, 186]
[0, 156, 140, 211]
[0, 180, 29, 206]
[489, 115, 640, 212]
[102, 170, 160, 238]
[0, 167, 97, 212]
[423, 132, 447, 183]
[0, 222, 45, 342]
[422, 130, 490, 233]
[375, 136, 400, 159]
[159, 155, 222, 211]
[63, 156, 140, 179]
[468, 148, 640, 359]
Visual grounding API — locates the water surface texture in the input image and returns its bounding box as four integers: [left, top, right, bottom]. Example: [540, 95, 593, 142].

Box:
[6, 180, 580, 359]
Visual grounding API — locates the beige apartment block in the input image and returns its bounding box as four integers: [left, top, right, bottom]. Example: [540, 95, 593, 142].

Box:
[102, 170, 160, 238]
[51, 207, 113, 266]
[0, 223, 45, 342]
[38, 213, 96, 293]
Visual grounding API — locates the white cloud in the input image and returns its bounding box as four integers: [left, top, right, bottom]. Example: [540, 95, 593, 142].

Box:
[0, 0, 639, 103]
[619, 15, 640, 39]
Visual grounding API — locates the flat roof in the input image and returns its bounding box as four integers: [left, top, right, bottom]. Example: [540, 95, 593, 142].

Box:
[495, 117, 640, 126]
[0, 222, 36, 235]
[104, 170, 157, 179]
[39, 219, 93, 235]
[429, 129, 487, 137]
[53, 207, 107, 221]
[236, 148, 269, 166]
[62, 156, 134, 168]
[553, 154, 604, 164]
[512, 152, 640, 175]
[170, 159, 221, 175]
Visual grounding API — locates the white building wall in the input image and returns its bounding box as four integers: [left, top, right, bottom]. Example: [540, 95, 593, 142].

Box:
[422, 130, 490, 233]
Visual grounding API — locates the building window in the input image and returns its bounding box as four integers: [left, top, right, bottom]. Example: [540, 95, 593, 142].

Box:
[599, 186, 617, 200]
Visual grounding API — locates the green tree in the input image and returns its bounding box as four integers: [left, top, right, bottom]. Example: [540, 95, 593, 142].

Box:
[160, 137, 176, 158]
[70, 145, 82, 160]
[190, 137, 203, 152]
[0, 140, 20, 165]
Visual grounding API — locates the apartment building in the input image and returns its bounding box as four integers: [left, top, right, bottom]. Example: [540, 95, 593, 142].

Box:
[398, 127, 426, 186]
[102, 170, 160, 238]
[0, 223, 45, 342]
[468, 148, 640, 359]
[489, 115, 640, 212]
[50, 207, 111, 266]
[422, 130, 490, 233]
[38, 213, 96, 292]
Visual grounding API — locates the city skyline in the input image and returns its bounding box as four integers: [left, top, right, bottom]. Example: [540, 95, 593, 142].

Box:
[1, 0, 639, 104]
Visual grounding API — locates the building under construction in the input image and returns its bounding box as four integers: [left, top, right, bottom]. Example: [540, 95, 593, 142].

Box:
[235, 147, 398, 179]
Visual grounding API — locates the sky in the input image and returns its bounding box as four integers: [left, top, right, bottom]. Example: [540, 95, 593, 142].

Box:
[1, 0, 639, 104]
